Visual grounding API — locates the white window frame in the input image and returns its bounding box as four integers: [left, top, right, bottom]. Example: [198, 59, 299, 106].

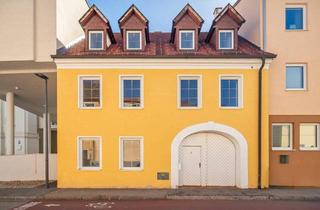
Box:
[126, 31, 142, 50]
[88, 31, 104, 50]
[219, 75, 243, 109]
[285, 64, 307, 91]
[179, 30, 195, 50]
[299, 123, 320, 151]
[272, 123, 293, 151]
[119, 136, 144, 171]
[285, 4, 307, 31]
[119, 75, 144, 109]
[219, 30, 234, 50]
[177, 75, 202, 109]
[78, 75, 102, 109]
[77, 136, 102, 171]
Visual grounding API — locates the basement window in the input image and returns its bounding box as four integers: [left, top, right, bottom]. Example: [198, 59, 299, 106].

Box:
[78, 136, 101, 170]
[300, 124, 320, 151]
[79, 76, 102, 109]
[272, 124, 293, 150]
[120, 137, 144, 170]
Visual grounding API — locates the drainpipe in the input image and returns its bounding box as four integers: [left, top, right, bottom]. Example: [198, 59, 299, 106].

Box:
[258, 57, 266, 189]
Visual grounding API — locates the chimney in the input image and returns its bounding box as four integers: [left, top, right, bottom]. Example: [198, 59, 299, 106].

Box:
[213, 7, 223, 18]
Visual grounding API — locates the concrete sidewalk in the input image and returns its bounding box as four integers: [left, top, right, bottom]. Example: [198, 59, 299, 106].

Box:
[39, 188, 320, 201]
[1, 187, 320, 201]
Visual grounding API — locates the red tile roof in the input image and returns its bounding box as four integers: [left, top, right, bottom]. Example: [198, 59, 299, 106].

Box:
[55, 32, 276, 59]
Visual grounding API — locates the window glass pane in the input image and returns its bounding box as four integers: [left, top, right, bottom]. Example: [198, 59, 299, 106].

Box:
[220, 31, 233, 49]
[81, 139, 100, 167]
[123, 140, 141, 168]
[82, 79, 100, 107]
[272, 125, 291, 148]
[128, 32, 141, 49]
[123, 79, 141, 107]
[90, 32, 103, 49]
[180, 32, 194, 49]
[286, 8, 304, 30]
[220, 79, 238, 107]
[180, 79, 198, 107]
[300, 124, 318, 149]
[286, 66, 304, 89]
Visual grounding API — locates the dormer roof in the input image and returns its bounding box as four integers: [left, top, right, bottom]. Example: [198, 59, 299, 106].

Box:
[172, 3, 204, 25]
[118, 4, 150, 43]
[79, 4, 116, 44]
[170, 4, 204, 43]
[205, 4, 245, 43]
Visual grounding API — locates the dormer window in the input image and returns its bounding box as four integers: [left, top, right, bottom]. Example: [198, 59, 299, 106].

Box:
[127, 31, 142, 50]
[89, 31, 104, 50]
[179, 30, 195, 50]
[219, 30, 234, 50]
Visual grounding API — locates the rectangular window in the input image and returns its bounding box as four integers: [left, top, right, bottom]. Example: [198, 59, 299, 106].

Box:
[78, 136, 101, 170]
[286, 64, 306, 90]
[300, 124, 320, 150]
[179, 30, 195, 50]
[272, 124, 293, 150]
[127, 31, 142, 50]
[79, 76, 102, 109]
[120, 75, 143, 109]
[178, 75, 202, 109]
[220, 76, 242, 108]
[120, 137, 143, 170]
[285, 5, 306, 30]
[219, 30, 234, 49]
[89, 31, 103, 50]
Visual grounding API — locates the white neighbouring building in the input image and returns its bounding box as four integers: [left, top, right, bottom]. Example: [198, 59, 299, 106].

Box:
[0, 0, 89, 181]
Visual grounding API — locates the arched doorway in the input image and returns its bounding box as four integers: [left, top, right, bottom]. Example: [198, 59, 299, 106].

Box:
[179, 132, 236, 186]
[171, 122, 248, 188]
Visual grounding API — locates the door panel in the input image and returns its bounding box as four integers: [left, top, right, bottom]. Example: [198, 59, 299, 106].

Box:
[181, 146, 201, 186]
[207, 133, 236, 186]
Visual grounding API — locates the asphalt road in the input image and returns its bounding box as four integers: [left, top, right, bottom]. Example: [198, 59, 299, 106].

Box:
[11, 200, 320, 210]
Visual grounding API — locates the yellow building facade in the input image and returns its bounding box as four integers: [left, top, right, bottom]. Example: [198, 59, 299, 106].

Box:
[54, 4, 275, 189]
[55, 62, 271, 188]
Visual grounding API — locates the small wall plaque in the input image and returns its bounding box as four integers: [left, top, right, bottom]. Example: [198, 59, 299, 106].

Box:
[157, 172, 169, 180]
[280, 155, 289, 164]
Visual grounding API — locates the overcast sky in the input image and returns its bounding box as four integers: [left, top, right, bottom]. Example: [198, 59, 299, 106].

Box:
[87, 0, 237, 32]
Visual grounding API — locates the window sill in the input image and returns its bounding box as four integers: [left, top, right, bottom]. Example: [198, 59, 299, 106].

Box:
[79, 106, 103, 110]
[120, 106, 144, 110]
[299, 148, 320, 152]
[120, 168, 144, 172]
[285, 88, 307, 91]
[219, 106, 243, 110]
[272, 148, 293, 151]
[178, 106, 202, 110]
[285, 29, 308, 32]
[78, 167, 102, 171]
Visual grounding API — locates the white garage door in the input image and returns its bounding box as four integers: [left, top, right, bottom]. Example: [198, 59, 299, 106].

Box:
[179, 132, 236, 186]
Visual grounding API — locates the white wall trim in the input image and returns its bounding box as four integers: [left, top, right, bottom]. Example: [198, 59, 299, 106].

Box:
[54, 58, 272, 70]
[171, 121, 249, 189]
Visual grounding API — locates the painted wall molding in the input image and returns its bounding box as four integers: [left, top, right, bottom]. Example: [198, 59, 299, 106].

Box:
[54, 58, 272, 70]
[171, 121, 249, 189]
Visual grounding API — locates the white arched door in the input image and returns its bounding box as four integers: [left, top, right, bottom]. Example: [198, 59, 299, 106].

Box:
[179, 132, 236, 186]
